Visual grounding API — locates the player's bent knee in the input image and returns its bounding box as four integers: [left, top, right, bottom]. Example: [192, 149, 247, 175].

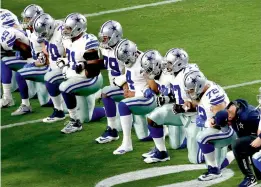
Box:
[118, 101, 131, 116]
[59, 82, 67, 93]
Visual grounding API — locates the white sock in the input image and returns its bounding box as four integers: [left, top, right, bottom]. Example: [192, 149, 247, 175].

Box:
[2, 83, 12, 99]
[204, 150, 218, 168]
[120, 114, 133, 148]
[68, 107, 79, 120]
[22, 99, 30, 107]
[107, 116, 117, 129]
[153, 137, 167, 151]
[51, 95, 63, 111]
[226, 150, 235, 164]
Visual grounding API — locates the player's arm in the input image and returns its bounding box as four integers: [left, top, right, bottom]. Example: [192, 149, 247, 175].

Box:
[76, 49, 103, 78]
[13, 40, 32, 59]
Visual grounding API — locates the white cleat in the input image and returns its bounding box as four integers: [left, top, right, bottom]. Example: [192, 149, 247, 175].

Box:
[142, 147, 158, 158]
[113, 145, 133, 155]
[95, 126, 119, 144]
[198, 166, 222, 181]
[143, 150, 170, 164]
[61, 118, 82, 134]
[43, 108, 66, 123]
[11, 104, 32, 116]
[0, 98, 15, 108]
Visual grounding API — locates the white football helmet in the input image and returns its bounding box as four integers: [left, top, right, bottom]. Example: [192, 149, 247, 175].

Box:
[33, 13, 55, 42]
[62, 13, 87, 39]
[115, 39, 138, 68]
[21, 4, 43, 29]
[184, 70, 207, 100]
[140, 50, 162, 79]
[162, 48, 189, 73]
[98, 20, 123, 48]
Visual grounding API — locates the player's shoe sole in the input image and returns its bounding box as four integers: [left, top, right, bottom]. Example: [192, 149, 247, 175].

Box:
[43, 117, 66, 123]
[144, 156, 170, 164]
[198, 173, 222, 181]
[95, 136, 119, 144]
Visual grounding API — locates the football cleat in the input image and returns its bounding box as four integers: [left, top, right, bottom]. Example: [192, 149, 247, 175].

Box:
[143, 149, 170, 164]
[238, 176, 257, 187]
[43, 108, 66, 123]
[0, 97, 15, 108]
[198, 166, 222, 181]
[142, 147, 158, 158]
[61, 118, 82, 134]
[11, 104, 32, 116]
[113, 145, 133, 155]
[95, 126, 119, 144]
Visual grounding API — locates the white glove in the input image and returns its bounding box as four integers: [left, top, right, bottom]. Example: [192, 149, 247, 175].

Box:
[56, 58, 69, 69]
[37, 52, 47, 65]
[113, 75, 127, 87]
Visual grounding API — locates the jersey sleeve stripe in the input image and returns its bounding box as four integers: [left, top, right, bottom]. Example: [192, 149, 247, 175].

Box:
[210, 95, 225, 103]
[85, 43, 99, 50]
[7, 35, 16, 45]
[210, 97, 225, 105]
[2, 19, 15, 26]
[86, 40, 99, 46]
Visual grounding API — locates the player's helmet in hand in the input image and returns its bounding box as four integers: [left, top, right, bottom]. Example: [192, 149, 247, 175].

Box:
[140, 50, 162, 79]
[21, 4, 43, 29]
[115, 39, 138, 68]
[98, 20, 123, 48]
[162, 48, 189, 73]
[184, 70, 207, 100]
[33, 13, 55, 42]
[62, 13, 87, 39]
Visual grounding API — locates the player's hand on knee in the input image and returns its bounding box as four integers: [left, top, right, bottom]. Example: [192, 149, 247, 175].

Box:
[156, 96, 166, 107]
[75, 62, 85, 74]
[56, 58, 69, 69]
[172, 103, 186, 114]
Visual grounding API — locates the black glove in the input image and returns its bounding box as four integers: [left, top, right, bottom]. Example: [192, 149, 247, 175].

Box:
[75, 62, 85, 74]
[172, 103, 186, 114]
[156, 93, 176, 107]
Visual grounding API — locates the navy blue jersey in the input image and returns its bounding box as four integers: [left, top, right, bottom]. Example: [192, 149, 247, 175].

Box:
[231, 99, 260, 137]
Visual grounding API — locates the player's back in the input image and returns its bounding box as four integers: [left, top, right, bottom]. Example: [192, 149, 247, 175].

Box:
[1, 26, 29, 51]
[0, 9, 19, 27]
[125, 53, 148, 96]
[198, 81, 229, 127]
[170, 64, 199, 104]
[46, 21, 65, 68]
[65, 32, 99, 69]
[25, 30, 42, 60]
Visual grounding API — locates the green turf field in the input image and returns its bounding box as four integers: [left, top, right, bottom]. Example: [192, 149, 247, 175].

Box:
[1, 0, 261, 186]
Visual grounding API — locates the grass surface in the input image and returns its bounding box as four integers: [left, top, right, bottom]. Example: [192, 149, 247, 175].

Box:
[1, 0, 261, 186]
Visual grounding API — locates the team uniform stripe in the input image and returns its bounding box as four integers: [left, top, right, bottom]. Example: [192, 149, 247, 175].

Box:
[126, 96, 155, 107]
[48, 73, 64, 83]
[64, 76, 98, 93]
[201, 127, 234, 144]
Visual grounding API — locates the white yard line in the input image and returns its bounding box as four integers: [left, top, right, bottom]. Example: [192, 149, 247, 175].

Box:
[58, 0, 182, 20]
[1, 80, 261, 130]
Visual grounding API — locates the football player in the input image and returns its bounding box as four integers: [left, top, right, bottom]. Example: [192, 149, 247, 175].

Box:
[12, 12, 63, 116]
[96, 40, 159, 154]
[98, 20, 124, 131]
[142, 48, 203, 164]
[0, 10, 33, 108]
[183, 70, 237, 181]
[44, 13, 104, 133]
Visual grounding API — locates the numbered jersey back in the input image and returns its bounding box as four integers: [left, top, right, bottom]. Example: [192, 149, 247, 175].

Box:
[100, 47, 124, 78]
[0, 9, 19, 27]
[197, 82, 229, 127]
[156, 72, 173, 96]
[26, 30, 42, 60]
[125, 54, 148, 96]
[1, 26, 29, 51]
[170, 64, 199, 104]
[64, 33, 99, 70]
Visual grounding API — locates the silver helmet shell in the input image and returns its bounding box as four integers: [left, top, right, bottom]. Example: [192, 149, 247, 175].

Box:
[21, 4, 43, 29]
[140, 50, 162, 79]
[162, 48, 189, 73]
[98, 20, 123, 48]
[62, 13, 87, 39]
[114, 39, 138, 68]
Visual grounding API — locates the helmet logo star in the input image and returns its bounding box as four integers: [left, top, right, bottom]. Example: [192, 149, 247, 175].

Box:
[191, 78, 197, 84]
[75, 17, 81, 22]
[111, 25, 117, 31]
[41, 22, 47, 27]
[123, 49, 128, 54]
[147, 56, 153, 61]
[176, 53, 181, 58]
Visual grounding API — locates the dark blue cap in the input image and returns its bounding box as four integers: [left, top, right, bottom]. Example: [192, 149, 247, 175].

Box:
[214, 110, 228, 127]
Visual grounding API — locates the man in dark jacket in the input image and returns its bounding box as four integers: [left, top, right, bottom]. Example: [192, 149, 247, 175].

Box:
[214, 99, 261, 187]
